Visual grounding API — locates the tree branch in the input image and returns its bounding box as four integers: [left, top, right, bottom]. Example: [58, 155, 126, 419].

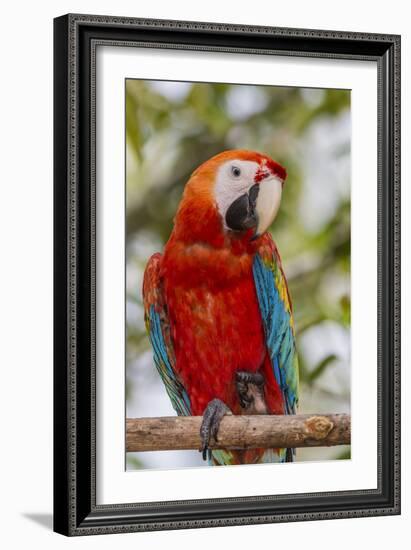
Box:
[126, 414, 350, 452]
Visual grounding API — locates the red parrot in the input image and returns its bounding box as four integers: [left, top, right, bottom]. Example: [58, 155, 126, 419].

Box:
[143, 150, 299, 465]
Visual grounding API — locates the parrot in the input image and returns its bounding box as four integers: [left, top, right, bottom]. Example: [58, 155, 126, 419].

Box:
[142, 149, 299, 465]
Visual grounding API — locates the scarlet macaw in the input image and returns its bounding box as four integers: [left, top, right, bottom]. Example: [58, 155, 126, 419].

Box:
[142, 150, 299, 465]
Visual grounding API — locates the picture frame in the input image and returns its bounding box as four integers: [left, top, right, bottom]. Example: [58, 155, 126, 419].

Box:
[53, 13, 401, 536]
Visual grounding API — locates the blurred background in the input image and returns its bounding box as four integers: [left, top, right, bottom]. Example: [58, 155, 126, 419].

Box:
[125, 79, 351, 470]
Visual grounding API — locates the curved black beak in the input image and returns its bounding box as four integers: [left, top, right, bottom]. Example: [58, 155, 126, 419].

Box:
[225, 184, 259, 232]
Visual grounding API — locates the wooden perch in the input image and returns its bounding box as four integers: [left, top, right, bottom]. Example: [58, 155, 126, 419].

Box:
[126, 414, 350, 452]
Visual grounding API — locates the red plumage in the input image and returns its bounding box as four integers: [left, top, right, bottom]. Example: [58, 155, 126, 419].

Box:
[161, 229, 285, 417]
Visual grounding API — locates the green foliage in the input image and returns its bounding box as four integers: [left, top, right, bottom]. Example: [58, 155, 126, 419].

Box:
[126, 454, 144, 470]
[307, 354, 338, 385]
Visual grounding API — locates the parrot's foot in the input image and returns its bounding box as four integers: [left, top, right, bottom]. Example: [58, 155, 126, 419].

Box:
[236, 371, 268, 414]
[200, 398, 231, 461]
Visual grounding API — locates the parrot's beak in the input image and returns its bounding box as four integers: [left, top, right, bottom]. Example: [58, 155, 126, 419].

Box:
[224, 174, 283, 237]
[225, 184, 259, 232]
[253, 175, 283, 238]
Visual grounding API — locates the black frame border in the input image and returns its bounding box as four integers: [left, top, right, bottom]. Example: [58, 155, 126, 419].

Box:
[54, 13, 401, 536]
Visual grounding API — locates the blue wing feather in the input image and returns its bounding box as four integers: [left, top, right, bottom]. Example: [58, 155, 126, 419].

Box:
[252, 250, 299, 417]
[147, 306, 191, 416]
[143, 255, 191, 417]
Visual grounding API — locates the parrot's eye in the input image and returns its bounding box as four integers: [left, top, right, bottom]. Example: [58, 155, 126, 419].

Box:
[231, 165, 241, 178]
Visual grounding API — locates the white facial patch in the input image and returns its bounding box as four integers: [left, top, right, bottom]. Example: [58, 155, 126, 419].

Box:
[214, 160, 260, 228]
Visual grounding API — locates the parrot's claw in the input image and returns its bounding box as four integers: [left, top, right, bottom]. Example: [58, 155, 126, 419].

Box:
[200, 398, 231, 461]
[236, 371, 267, 414]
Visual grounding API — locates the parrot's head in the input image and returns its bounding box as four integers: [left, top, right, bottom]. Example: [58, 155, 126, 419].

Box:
[174, 150, 286, 245]
[212, 150, 286, 238]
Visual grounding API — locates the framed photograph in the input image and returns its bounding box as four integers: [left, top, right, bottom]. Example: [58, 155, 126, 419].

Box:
[53, 14, 400, 536]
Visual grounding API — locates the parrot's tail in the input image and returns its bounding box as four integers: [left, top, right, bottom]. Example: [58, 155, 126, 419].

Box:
[210, 447, 294, 466]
